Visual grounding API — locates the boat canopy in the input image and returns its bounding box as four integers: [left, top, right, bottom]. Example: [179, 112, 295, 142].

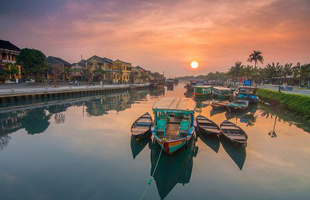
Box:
[213, 86, 230, 91]
[194, 85, 212, 88]
[153, 97, 196, 112]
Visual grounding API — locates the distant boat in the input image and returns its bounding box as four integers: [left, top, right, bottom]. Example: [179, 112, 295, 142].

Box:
[226, 100, 249, 112]
[151, 97, 196, 155]
[210, 100, 229, 110]
[220, 120, 248, 147]
[192, 85, 212, 98]
[234, 86, 259, 103]
[131, 112, 153, 138]
[196, 115, 221, 137]
[212, 86, 232, 99]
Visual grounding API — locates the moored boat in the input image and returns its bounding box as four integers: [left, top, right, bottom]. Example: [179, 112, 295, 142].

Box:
[234, 86, 259, 103]
[226, 100, 249, 112]
[131, 112, 153, 138]
[151, 97, 196, 155]
[212, 86, 232, 99]
[210, 100, 229, 110]
[220, 120, 248, 147]
[196, 115, 221, 137]
[192, 85, 212, 98]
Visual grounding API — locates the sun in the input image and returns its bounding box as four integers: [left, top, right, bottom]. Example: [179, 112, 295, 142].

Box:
[191, 61, 199, 69]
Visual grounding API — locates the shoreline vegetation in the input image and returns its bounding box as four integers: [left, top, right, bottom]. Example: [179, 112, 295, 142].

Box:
[257, 88, 310, 120]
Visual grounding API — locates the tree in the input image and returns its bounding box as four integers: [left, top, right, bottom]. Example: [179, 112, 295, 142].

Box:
[51, 64, 64, 87]
[282, 63, 292, 83]
[265, 62, 278, 80]
[4, 63, 19, 78]
[82, 68, 93, 82]
[93, 68, 106, 82]
[247, 51, 264, 68]
[140, 74, 149, 83]
[16, 48, 48, 80]
[228, 61, 244, 80]
[63, 68, 72, 80]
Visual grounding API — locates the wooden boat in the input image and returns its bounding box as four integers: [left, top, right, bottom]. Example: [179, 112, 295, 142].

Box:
[131, 112, 153, 138]
[220, 120, 248, 147]
[234, 86, 259, 103]
[196, 115, 221, 137]
[212, 86, 232, 99]
[151, 97, 196, 155]
[192, 85, 212, 98]
[210, 100, 229, 110]
[226, 100, 249, 112]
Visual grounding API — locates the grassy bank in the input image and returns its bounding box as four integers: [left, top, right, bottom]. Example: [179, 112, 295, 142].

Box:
[257, 89, 310, 119]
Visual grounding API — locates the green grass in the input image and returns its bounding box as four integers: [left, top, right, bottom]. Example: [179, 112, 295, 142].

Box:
[257, 88, 310, 119]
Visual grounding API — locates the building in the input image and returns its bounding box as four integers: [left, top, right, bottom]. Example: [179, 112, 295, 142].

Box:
[0, 40, 21, 81]
[47, 56, 72, 80]
[0, 40, 20, 64]
[71, 59, 86, 81]
[131, 66, 148, 83]
[113, 59, 132, 83]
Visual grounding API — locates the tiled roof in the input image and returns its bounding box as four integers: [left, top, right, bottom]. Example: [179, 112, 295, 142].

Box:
[47, 56, 71, 66]
[0, 40, 21, 51]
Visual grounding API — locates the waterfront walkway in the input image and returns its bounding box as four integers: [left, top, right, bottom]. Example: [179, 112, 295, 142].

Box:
[0, 83, 149, 96]
[258, 85, 310, 96]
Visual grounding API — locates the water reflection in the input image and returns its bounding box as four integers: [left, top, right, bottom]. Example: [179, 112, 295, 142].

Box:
[259, 103, 310, 135]
[225, 104, 258, 126]
[220, 138, 247, 170]
[197, 129, 220, 153]
[0, 89, 156, 153]
[150, 135, 198, 199]
[130, 134, 152, 159]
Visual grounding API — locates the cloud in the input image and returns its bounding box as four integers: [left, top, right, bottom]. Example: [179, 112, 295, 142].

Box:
[1, 0, 310, 76]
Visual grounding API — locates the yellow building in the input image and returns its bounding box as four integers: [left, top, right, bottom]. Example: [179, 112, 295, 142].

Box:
[113, 59, 132, 83]
[0, 40, 21, 81]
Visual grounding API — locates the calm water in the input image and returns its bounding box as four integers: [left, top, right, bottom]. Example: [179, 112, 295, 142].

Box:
[0, 83, 310, 200]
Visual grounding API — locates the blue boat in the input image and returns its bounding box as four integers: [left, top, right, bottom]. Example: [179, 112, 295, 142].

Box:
[151, 97, 196, 155]
[234, 86, 259, 103]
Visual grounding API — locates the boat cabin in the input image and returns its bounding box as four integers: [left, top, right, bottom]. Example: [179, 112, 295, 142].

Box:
[193, 85, 212, 97]
[212, 86, 231, 98]
[152, 97, 196, 140]
[237, 86, 258, 94]
[236, 86, 259, 103]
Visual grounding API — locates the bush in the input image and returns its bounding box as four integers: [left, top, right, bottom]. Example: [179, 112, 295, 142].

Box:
[257, 89, 310, 119]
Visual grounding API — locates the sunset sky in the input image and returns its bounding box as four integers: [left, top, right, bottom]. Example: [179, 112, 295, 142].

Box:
[1, 0, 309, 77]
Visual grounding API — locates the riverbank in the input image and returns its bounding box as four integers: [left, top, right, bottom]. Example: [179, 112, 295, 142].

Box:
[0, 83, 149, 106]
[257, 88, 310, 120]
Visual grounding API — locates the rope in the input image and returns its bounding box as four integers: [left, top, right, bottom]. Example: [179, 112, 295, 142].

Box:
[139, 146, 164, 200]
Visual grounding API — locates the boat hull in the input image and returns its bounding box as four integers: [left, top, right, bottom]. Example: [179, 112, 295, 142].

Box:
[235, 93, 259, 104]
[152, 128, 195, 155]
[133, 129, 151, 139]
[196, 126, 219, 138]
[220, 134, 247, 148]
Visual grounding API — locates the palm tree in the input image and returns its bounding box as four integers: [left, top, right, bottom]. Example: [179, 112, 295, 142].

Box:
[242, 65, 254, 80]
[282, 63, 292, 84]
[228, 61, 244, 81]
[247, 51, 264, 68]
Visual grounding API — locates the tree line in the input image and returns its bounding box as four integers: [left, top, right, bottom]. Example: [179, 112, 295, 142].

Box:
[188, 51, 310, 86]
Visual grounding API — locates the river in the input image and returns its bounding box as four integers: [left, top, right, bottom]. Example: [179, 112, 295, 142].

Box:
[0, 83, 309, 200]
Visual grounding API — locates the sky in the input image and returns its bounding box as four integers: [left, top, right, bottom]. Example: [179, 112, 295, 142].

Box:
[0, 0, 310, 77]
